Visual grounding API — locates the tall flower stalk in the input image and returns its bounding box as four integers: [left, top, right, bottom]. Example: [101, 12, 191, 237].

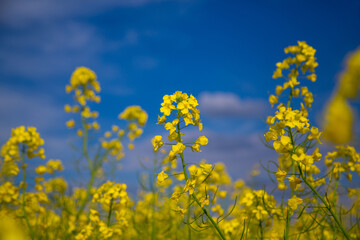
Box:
[153, 91, 226, 240]
[265, 41, 352, 240]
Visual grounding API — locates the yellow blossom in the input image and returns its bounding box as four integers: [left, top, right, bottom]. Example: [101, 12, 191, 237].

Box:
[157, 171, 169, 184]
[275, 168, 287, 182]
[287, 176, 301, 190]
[66, 119, 75, 128]
[269, 95, 278, 107]
[152, 135, 164, 151]
[35, 165, 47, 175]
[288, 195, 303, 211]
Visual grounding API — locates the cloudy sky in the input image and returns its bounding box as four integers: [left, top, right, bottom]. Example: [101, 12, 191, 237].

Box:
[1, 0, 359, 193]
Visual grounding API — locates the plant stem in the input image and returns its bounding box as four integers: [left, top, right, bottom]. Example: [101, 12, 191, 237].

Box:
[20, 145, 34, 240]
[297, 163, 351, 240]
[76, 167, 96, 220]
[76, 116, 97, 220]
[107, 198, 114, 226]
[151, 154, 158, 240]
[175, 121, 226, 240]
[187, 194, 192, 240]
[285, 126, 295, 240]
[179, 151, 226, 240]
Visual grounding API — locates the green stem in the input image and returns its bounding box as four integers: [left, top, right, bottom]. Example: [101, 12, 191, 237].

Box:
[76, 115, 97, 220]
[285, 206, 291, 240]
[76, 168, 96, 220]
[20, 145, 34, 240]
[81, 116, 92, 168]
[181, 155, 226, 238]
[297, 163, 351, 240]
[187, 194, 192, 240]
[107, 198, 114, 226]
[176, 121, 226, 240]
[151, 154, 158, 240]
[285, 126, 296, 240]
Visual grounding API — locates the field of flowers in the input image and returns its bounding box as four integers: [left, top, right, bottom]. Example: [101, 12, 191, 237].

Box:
[1, 41, 360, 240]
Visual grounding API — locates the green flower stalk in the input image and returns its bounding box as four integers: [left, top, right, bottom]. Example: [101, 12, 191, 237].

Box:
[153, 91, 226, 240]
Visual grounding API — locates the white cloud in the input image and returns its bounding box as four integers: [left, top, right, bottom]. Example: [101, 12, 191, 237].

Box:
[0, 22, 104, 78]
[0, 0, 171, 27]
[0, 85, 69, 160]
[0, 22, 140, 93]
[120, 128, 276, 182]
[0, 85, 66, 137]
[198, 91, 268, 118]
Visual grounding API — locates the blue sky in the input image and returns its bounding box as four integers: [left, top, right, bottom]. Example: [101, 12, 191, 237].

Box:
[1, 0, 359, 193]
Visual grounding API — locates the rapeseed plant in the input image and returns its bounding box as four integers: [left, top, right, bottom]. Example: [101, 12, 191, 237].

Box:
[0, 43, 359, 240]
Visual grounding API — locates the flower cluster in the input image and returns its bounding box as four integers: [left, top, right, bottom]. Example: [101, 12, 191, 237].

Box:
[65, 66, 101, 106]
[270, 41, 318, 108]
[35, 159, 64, 175]
[152, 92, 233, 239]
[323, 47, 360, 144]
[92, 181, 129, 209]
[153, 91, 206, 151]
[65, 67, 100, 133]
[1, 44, 360, 240]
[119, 105, 147, 142]
[272, 41, 318, 81]
[74, 182, 131, 240]
[0, 182, 19, 204]
[119, 105, 148, 127]
[325, 145, 360, 180]
[0, 126, 45, 176]
[159, 91, 202, 130]
[263, 42, 360, 240]
[102, 106, 147, 159]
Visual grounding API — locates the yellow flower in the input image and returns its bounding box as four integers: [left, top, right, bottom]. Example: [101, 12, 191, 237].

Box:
[191, 143, 201, 152]
[191, 136, 208, 152]
[175, 206, 186, 217]
[288, 195, 303, 211]
[92, 121, 100, 130]
[104, 131, 112, 138]
[269, 95, 278, 107]
[323, 95, 353, 144]
[77, 129, 83, 137]
[212, 204, 224, 216]
[165, 122, 177, 135]
[338, 47, 360, 98]
[157, 171, 169, 184]
[160, 103, 175, 116]
[278, 182, 287, 190]
[200, 163, 212, 174]
[183, 178, 196, 194]
[273, 135, 292, 153]
[252, 206, 268, 220]
[196, 136, 208, 146]
[157, 115, 166, 125]
[119, 106, 148, 127]
[307, 126, 322, 144]
[152, 135, 164, 151]
[168, 142, 186, 160]
[306, 73, 317, 82]
[275, 85, 283, 95]
[171, 191, 181, 201]
[35, 165, 47, 175]
[66, 119, 75, 128]
[287, 176, 301, 190]
[275, 168, 287, 182]
[128, 143, 134, 150]
[272, 68, 283, 79]
[64, 104, 72, 112]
